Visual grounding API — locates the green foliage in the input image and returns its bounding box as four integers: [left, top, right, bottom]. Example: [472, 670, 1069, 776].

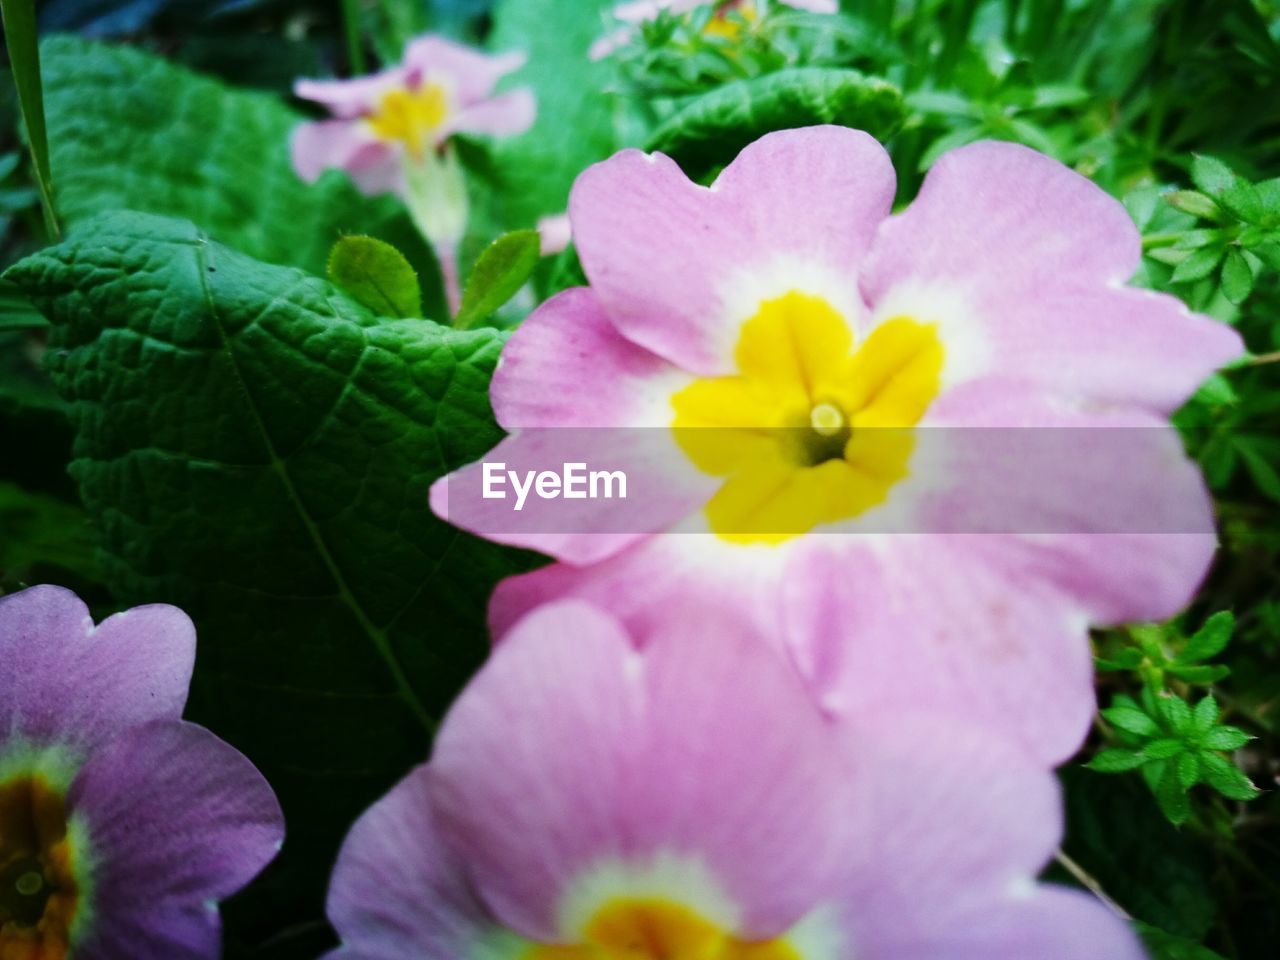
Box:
[327, 235, 423, 319]
[0, 480, 98, 591]
[485, 0, 624, 228]
[1096, 612, 1236, 688]
[1144, 156, 1280, 307]
[647, 67, 905, 177]
[38, 35, 433, 281]
[6, 210, 527, 936]
[456, 229, 540, 328]
[1089, 685, 1258, 825]
[1136, 921, 1229, 960]
[0, 0, 58, 238]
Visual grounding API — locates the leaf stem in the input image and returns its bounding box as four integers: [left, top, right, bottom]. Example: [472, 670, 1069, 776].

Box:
[341, 0, 367, 75]
[1054, 849, 1132, 919]
[0, 0, 60, 240]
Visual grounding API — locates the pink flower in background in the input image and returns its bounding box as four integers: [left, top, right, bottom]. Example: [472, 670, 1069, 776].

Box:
[591, 0, 839, 59]
[292, 35, 533, 199]
[291, 35, 535, 314]
[431, 126, 1243, 765]
[0, 586, 283, 959]
[323, 601, 1144, 960]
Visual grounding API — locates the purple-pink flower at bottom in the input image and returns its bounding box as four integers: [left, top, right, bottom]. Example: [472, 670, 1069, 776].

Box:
[0, 585, 283, 960]
[324, 600, 1144, 960]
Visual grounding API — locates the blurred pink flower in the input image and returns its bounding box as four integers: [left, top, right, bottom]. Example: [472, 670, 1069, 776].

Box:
[323, 601, 1144, 960]
[537, 212, 573, 256]
[591, 0, 838, 59]
[291, 35, 534, 200]
[431, 126, 1243, 765]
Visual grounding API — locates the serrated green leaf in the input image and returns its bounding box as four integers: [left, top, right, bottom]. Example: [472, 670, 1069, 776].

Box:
[1087, 748, 1147, 772]
[1168, 663, 1232, 685]
[1176, 751, 1201, 790]
[1158, 694, 1195, 734]
[1220, 247, 1255, 303]
[1165, 191, 1220, 220]
[1191, 694, 1219, 734]
[1199, 753, 1259, 801]
[5, 210, 527, 934]
[1253, 240, 1280, 271]
[647, 67, 906, 177]
[1191, 154, 1237, 197]
[1170, 245, 1225, 283]
[1143, 738, 1187, 761]
[1180, 611, 1234, 663]
[1104, 704, 1160, 737]
[1135, 922, 1228, 960]
[456, 229, 540, 328]
[39, 35, 432, 282]
[1155, 762, 1192, 825]
[1221, 180, 1263, 223]
[1096, 647, 1144, 672]
[1200, 726, 1252, 751]
[327, 236, 422, 319]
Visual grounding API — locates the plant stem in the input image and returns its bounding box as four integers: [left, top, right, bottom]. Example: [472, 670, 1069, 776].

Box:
[341, 0, 367, 75]
[1, 0, 60, 240]
[1054, 849, 1132, 919]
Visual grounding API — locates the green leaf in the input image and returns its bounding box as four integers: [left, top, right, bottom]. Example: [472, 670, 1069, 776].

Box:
[0, 480, 99, 587]
[1221, 181, 1263, 223]
[1236, 439, 1280, 502]
[1190, 694, 1219, 734]
[647, 67, 906, 177]
[1167, 663, 1231, 685]
[1154, 762, 1192, 825]
[486, 0, 624, 227]
[1190, 154, 1238, 197]
[1200, 726, 1251, 751]
[0, 0, 59, 238]
[6, 210, 527, 936]
[1135, 921, 1228, 960]
[456, 229, 541, 328]
[1180, 611, 1234, 663]
[1170, 245, 1224, 284]
[327, 236, 422, 319]
[1252, 240, 1280, 271]
[1199, 753, 1260, 801]
[1142, 738, 1187, 761]
[1220, 247, 1255, 304]
[1176, 751, 1201, 790]
[1087, 748, 1147, 773]
[39, 36, 433, 283]
[1103, 704, 1160, 737]
[1158, 695, 1195, 735]
[1164, 190, 1220, 220]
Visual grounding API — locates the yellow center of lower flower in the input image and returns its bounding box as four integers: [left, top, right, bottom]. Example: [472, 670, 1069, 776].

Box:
[367, 82, 450, 160]
[0, 777, 78, 960]
[703, 1, 758, 40]
[672, 291, 944, 543]
[525, 898, 801, 959]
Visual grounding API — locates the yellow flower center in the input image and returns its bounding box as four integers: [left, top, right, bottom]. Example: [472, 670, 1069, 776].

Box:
[671, 291, 944, 543]
[703, 1, 758, 40]
[0, 777, 79, 960]
[525, 898, 800, 959]
[366, 82, 451, 159]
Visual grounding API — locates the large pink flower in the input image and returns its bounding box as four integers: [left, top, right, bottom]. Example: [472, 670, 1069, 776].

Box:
[324, 601, 1143, 960]
[431, 126, 1243, 765]
[291, 35, 534, 199]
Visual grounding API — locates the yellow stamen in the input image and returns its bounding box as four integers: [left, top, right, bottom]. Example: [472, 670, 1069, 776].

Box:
[0, 776, 78, 960]
[366, 82, 450, 159]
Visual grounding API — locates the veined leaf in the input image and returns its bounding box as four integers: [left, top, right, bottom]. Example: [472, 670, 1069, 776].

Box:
[6, 210, 525, 936]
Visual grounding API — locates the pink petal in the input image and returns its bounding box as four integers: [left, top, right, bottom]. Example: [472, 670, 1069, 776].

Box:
[784, 0, 839, 10]
[448, 88, 536, 140]
[294, 69, 409, 120]
[861, 140, 1243, 412]
[537, 212, 573, 255]
[429, 600, 850, 940]
[402, 36, 526, 105]
[326, 767, 507, 959]
[0, 585, 194, 751]
[290, 120, 401, 197]
[569, 126, 895, 374]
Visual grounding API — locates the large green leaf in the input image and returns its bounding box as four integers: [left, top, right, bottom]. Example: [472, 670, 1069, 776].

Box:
[39, 35, 439, 288]
[648, 67, 907, 178]
[6, 210, 524, 944]
[485, 0, 629, 227]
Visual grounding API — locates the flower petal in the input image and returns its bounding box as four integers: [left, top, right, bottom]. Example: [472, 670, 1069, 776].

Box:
[290, 121, 400, 196]
[861, 140, 1242, 411]
[569, 126, 895, 375]
[448, 89, 536, 140]
[402, 37, 526, 104]
[68, 722, 283, 960]
[430, 600, 848, 941]
[0, 585, 194, 750]
[294, 69, 408, 120]
[326, 766, 516, 960]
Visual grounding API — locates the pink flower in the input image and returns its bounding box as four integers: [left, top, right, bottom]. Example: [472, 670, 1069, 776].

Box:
[590, 0, 839, 59]
[291, 35, 534, 200]
[323, 601, 1143, 960]
[431, 127, 1243, 765]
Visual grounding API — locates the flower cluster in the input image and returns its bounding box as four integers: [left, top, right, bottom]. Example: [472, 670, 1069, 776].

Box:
[589, 0, 839, 60]
[0, 586, 282, 959]
[323, 125, 1239, 955]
